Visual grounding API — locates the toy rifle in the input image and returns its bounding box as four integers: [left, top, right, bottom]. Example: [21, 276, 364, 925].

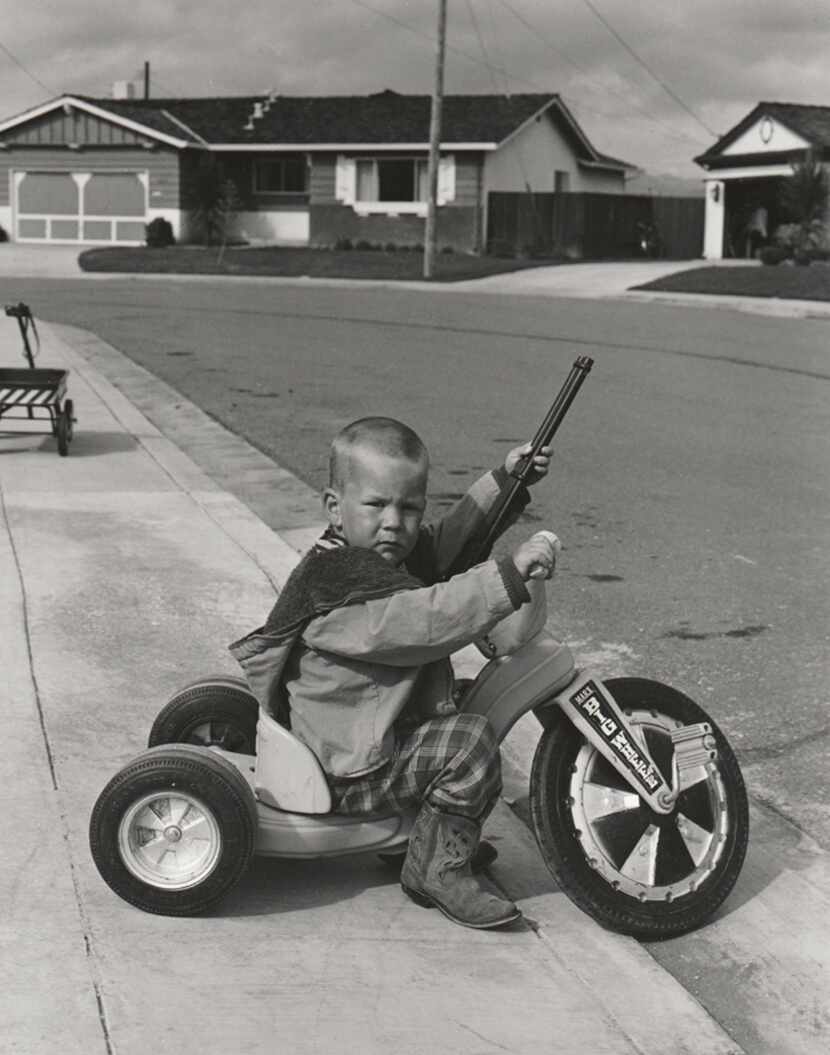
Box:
[443, 355, 593, 580]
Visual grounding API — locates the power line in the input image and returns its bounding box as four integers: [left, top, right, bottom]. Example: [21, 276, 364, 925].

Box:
[574, 0, 718, 138]
[0, 35, 53, 95]
[344, 0, 711, 153]
[495, 0, 710, 148]
[465, 0, 500, 93]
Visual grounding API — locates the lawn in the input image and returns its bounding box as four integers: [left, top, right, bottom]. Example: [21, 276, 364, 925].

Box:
[78, 245, 562, 283]
[634, 263, 830, 301]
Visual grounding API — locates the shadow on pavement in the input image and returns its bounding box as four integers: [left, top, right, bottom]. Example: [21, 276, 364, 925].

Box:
[0, 430, 139, 456]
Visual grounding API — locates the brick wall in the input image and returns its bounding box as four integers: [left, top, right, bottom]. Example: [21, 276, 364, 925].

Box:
[309, 203, 479, 251]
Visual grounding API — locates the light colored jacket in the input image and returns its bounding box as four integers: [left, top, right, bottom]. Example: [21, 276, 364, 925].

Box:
[234, 471, 529, 778]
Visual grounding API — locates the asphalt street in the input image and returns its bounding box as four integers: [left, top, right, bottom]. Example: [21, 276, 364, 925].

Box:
[8, 275, 830, 848]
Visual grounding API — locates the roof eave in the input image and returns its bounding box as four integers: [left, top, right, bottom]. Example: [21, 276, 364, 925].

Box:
[0, 95, 192, 149]
[207, 141, 497, 151]
[578, 158, 631, 173]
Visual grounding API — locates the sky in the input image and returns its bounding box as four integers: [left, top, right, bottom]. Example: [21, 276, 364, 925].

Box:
[1, 0, 828, 179]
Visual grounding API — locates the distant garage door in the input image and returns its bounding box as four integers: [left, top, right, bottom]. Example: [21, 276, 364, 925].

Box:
[15, 171, 148, 244]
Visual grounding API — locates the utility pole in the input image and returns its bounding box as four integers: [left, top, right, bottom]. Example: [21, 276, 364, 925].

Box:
[423, 0, 447, 279]
[144, 61, 150, 100]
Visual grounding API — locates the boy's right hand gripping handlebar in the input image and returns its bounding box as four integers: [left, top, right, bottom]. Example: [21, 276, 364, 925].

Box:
[443, 355, 593, 580]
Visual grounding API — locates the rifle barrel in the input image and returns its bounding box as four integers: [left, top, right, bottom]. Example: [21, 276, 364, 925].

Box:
[443, 355, 593, 579]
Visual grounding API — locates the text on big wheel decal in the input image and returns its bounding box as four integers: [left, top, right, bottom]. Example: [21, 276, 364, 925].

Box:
[570, 681, 665, 793]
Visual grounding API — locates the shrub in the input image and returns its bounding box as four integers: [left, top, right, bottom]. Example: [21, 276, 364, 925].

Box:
[0, 224, 8, 242]
[354, 239, 375, 251]
[334, 237, 353, 250]
[793, 247, 812, 266]
[191, 155, 241, 247]
[384, 241, 398, 252]
[440, 245, 455, 254]
[759, 245, 789, 266]
[145, 217, 175, 248]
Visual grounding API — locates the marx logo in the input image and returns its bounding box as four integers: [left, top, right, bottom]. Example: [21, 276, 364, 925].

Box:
[569, 680, 664, 793]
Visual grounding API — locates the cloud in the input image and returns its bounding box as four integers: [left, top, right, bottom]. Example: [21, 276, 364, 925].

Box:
[0, 0, 827, 175]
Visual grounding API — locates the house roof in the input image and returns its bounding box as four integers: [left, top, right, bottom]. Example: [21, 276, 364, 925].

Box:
[0, 90, 632, 168]
[696, 101, 830, 165]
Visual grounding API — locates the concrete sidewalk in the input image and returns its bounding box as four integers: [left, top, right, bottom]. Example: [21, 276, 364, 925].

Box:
[0, 321, 746, 1054]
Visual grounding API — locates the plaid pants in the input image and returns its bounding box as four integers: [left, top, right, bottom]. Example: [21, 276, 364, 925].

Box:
[328, 713, 502, 821]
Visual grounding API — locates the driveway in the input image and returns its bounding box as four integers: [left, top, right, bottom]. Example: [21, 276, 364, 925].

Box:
[0, 243, 84, 278]
[449, 259, 697, 296]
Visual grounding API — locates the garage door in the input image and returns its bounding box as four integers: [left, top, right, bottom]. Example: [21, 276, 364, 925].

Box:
[15, 171, 147, 244]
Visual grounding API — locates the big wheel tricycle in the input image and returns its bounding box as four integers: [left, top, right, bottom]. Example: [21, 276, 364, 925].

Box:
[89, 358, 748, 938]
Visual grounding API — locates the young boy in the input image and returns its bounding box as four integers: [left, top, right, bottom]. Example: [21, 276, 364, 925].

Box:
[230, 417, 557, 930]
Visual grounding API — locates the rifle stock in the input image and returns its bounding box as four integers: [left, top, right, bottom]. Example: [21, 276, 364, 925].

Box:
[443, 355, 593, 580]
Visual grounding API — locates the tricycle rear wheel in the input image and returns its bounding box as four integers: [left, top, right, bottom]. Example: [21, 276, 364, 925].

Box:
[149, 678, 259, 754]
[89, 744, 257, 916]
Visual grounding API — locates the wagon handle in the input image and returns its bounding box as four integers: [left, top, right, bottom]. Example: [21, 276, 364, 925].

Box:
[4, 301, 39, 368]
[443, 355, 593, 580]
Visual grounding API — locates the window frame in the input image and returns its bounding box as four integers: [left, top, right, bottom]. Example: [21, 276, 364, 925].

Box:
[353, 156, 429, 215]
[252, 155, 309, 197]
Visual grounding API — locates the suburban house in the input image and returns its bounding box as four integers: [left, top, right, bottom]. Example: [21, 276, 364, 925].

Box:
[0, 88, 629, 253]
[696, 101, 830, 259]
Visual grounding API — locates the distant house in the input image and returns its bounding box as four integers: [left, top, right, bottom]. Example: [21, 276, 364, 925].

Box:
[0, 88, 629, 252]
[695, 101, 830, 258]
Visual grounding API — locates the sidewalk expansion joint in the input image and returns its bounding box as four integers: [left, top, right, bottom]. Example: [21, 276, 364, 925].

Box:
[1, 478, 116, 1052]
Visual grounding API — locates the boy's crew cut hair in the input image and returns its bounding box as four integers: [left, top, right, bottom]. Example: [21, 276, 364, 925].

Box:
[329, 417, 428, 489]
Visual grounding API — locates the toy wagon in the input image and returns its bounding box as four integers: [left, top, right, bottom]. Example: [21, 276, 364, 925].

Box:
[1, 302, 75, 455]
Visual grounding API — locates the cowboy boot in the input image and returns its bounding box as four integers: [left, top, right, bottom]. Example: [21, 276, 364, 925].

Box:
[378, 838, 498, 873]
[400, 803, 521, 929]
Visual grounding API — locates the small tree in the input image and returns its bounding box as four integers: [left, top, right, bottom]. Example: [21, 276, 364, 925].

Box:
[778, 148, 829, 254]
[192, 156, 241, 251]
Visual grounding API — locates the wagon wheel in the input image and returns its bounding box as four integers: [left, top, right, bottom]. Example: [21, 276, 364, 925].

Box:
[56, 400, 73, 456]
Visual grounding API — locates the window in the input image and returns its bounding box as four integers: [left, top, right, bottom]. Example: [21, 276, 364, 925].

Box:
[254, 156, 308, 194]
[355, 158, 428, 202]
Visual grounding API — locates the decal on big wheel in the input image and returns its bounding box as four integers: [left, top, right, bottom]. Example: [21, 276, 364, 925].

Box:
[568, 709, 728, 900]
[530, 678, 749, 939]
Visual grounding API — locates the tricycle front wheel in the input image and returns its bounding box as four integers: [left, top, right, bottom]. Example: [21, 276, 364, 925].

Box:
[530, 678, 748, 939]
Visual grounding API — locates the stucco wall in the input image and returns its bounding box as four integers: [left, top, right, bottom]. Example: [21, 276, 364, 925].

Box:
[483, 114, 623, 195]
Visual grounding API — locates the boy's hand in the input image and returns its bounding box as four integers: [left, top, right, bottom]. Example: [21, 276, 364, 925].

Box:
[505, 442, 552, 485]
[512, 531, 562, 581]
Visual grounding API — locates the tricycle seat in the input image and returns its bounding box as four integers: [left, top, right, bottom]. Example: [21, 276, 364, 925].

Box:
[254, 709, 332, 814]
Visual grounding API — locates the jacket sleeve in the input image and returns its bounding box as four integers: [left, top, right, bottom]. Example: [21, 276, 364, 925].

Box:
[417, 467, 530, 579]
[301, 558, 529, 666]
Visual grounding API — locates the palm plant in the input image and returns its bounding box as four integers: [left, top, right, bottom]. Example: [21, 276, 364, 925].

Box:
[778, 148, 828, 256]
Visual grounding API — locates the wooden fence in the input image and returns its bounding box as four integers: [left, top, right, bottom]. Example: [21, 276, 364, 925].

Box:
[486, 191, 704, 260]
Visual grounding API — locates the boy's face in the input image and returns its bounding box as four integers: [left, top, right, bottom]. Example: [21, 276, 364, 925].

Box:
[324, 445, 428, 564]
